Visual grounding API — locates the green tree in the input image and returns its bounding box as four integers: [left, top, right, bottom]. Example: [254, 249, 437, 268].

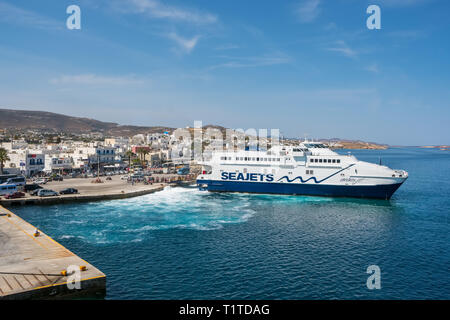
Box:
[0, 147, 10, 174]
[141, 149, 150, 166]
[125, 150, 135, 166]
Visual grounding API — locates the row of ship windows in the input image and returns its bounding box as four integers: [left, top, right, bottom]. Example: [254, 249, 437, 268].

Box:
[310, 158, 341, 164]
[221, 156, 282, 162]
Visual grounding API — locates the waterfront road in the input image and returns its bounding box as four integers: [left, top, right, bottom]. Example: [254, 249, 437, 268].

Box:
[0, 175, 185, 206]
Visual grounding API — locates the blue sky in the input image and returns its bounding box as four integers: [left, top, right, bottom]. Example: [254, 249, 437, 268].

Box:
[0, 0, 449, 145]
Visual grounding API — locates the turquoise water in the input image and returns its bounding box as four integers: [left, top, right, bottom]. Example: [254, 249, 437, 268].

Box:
[10, 148, 450, 299]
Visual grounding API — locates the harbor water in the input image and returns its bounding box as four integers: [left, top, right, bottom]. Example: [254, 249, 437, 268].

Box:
[10, 148, 450, 299]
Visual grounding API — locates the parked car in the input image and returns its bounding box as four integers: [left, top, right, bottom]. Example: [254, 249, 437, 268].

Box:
[24, 184, 43, 192]
[59, 188, 78, 195]
[4, 191, 25, 199]
[34, 178, 47, 185]
[37, 189, 59, 197]
[49, 175, 64, 182]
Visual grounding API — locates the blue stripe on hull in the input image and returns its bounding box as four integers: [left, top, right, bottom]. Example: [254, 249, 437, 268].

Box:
[197, 180, 404, 200]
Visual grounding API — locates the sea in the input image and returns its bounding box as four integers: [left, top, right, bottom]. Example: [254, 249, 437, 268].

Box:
[9, 148, 450, 299]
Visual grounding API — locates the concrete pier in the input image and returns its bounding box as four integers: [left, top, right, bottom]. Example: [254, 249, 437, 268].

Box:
[0, 185, 165, 206]
[0, 206, 106, 299]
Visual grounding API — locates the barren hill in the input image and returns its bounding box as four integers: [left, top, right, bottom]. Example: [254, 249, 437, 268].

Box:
[0, 108, 173, 136]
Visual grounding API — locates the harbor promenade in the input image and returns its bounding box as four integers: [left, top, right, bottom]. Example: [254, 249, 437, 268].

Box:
[0, 175, 189, 206]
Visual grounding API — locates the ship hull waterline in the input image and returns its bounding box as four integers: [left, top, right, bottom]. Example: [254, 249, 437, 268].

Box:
[197, 179, 405, 200]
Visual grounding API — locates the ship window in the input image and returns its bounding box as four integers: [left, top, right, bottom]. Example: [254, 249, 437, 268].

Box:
[315, 159, 318, 163]
[332, 159, 336, 163]
[337, 160, 341, 163]
[306, 170, 309, 174]
[328, 159, 331, 163]
[310, 159, 314, 163]
[277, 158, 280, 161]
[319, 159, 322, 163]
[256, 158, 259, 161]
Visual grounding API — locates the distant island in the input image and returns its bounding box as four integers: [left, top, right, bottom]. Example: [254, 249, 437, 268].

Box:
[0, 108, 388, 149]
[421, 145, 450, 150]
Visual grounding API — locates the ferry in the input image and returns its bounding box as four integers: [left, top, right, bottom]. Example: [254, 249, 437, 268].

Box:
[197, 142, 408, 199]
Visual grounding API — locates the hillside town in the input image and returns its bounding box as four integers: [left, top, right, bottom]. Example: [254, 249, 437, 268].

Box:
[0, 126, 392, 179]
[0, 131, 193, 178]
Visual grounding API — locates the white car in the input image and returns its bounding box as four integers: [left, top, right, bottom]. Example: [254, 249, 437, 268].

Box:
[37, 189, 59, 197]
[34, 178, 47, 185]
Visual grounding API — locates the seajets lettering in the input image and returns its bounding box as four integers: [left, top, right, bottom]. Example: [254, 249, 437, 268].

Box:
[221, 172, 274, 182]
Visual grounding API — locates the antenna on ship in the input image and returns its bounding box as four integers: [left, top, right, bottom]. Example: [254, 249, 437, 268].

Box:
[303, 133, 309, 143]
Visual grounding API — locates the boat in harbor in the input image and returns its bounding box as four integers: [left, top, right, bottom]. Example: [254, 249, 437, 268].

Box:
[197, 141, 408, 199]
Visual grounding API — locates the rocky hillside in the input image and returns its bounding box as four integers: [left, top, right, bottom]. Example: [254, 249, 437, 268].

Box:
[0, 108, 173, 136]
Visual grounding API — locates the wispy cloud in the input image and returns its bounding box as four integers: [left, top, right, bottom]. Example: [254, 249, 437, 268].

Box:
[115, 0, 217, 24]
[327, 41, 358, 58]
[0, 2, 61, 30]
[365, 63, 380, 74]
[209, 54, 291, 70]
[295, 0, 321, 23]
[214, 44, 240, 51]
[167, 32, 200, 53]
[388, 30, 427, 39]
[50, 74, 145, 86]
[377, 0, 434, 7]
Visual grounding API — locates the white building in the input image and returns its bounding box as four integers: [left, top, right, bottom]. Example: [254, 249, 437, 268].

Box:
[88, 147, 117, 167]
[44, 155, 73, 173]
[5, 151, 45, 177]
